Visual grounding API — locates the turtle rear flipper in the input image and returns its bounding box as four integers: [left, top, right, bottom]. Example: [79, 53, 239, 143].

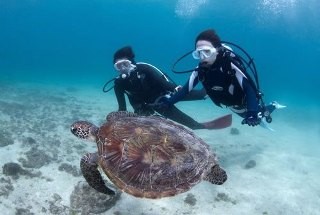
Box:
[80, 153, 115, 195]
[204, 165, 227, 185]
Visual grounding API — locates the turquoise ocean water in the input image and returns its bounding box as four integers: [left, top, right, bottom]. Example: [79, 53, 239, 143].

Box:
[1, 0, 320, 101]
[1, 0, 320, 126]
[1, 0, 320, 214]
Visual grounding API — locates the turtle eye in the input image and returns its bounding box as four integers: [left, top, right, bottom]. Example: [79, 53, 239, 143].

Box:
[71, 127, 78, 134]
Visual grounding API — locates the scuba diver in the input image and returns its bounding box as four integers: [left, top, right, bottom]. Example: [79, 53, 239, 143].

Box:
[104, 45, 232, 130]
[159, 29, 285, 127]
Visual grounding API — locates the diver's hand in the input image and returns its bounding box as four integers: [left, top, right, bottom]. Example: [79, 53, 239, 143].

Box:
[174, 85, 182, 92]
[241, 111, 261, 126]
[153, 96, 173, 109]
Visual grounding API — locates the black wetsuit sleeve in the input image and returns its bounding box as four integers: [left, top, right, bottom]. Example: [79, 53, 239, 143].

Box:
[127, 96, 144, 111]
[148, 67, 176, 91]
[167, 83, 188, 104]
[114, 80, 127, 111]
[242, 78, 258, 112]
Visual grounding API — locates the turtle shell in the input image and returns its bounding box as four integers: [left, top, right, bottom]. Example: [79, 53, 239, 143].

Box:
[96, 114, 217, 199]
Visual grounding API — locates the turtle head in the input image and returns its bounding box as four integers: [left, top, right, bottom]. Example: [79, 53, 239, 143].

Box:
[70, 121, 98, 142]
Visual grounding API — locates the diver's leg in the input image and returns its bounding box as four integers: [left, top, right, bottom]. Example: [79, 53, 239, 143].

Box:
[181, 88, 207, 101]
[134, 104, 155, 116]
[155, 106, 204, 129]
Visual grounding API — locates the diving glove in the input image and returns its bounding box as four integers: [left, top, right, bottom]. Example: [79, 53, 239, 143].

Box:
[147, 95, 173, 109]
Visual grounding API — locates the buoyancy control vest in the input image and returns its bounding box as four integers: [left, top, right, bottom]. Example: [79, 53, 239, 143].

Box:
[197, 54, 245, 107]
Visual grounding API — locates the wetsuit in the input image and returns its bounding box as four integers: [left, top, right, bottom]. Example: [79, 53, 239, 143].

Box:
[114, 62, 206, 129]
[167, 51, 259, 118]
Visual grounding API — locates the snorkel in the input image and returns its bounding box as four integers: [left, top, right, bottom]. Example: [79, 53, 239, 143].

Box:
[171, 50, 195, 74]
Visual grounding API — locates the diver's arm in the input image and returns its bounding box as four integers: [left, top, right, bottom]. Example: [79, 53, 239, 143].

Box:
[231, 63, 258, 112]
[127, 96, 143, 112]
[114, 78, 144, 112]
[139, 63, 176, 91]
[242, 78, 259, 112]
[167, 71, 200, 104]
[241, 78, 261, 126]
[114, 81, 127, 111]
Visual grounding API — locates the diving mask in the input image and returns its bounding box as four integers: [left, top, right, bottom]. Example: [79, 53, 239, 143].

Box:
[114, 59, 136, 74]
[192, 46, 218, 60]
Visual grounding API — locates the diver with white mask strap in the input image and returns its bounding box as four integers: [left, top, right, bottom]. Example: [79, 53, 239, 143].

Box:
[160, 29, 285, 128]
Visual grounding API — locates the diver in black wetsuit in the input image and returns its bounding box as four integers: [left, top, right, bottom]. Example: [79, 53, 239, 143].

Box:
[161, 29, 283, 127]
[112, 46, 230, 130]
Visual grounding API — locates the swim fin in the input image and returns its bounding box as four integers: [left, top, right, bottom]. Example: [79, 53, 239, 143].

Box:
[201, 114, 232, 130]
[260, 119, 275, 131]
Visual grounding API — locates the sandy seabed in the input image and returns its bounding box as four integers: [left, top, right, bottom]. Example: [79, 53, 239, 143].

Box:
[0, 79, 319, 215]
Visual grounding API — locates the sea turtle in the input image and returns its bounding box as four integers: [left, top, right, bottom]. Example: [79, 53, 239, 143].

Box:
[70, 111, 227, 199]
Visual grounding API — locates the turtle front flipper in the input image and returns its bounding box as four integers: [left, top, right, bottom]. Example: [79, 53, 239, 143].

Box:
[80, 152, 115, 195]
[204, 165, 227, 185]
